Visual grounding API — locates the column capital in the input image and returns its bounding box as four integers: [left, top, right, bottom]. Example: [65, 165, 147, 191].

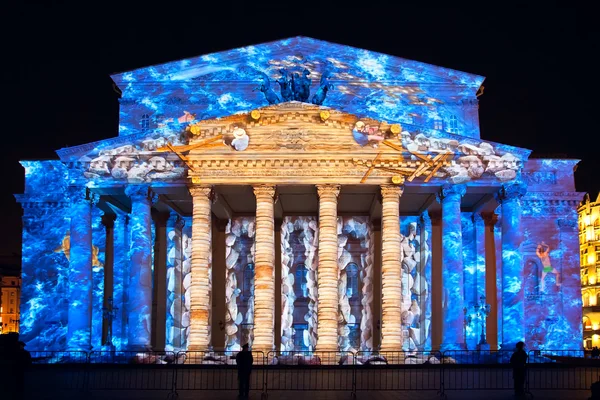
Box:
[436, 183, 467, 203]
[316, 184, 341, 198]
[101, 213, 116, 228]
[67, 186, 92, 204]
[471, 212, 484, 224]
[253, 184, 276, 199]
[495, 182, 527, 204]
[125, 184, 151, 200]
[188, 184, 213, 198]
[420, 210, 431, 225]
[380, 184, 404, 199]
[481, 212, 498, 226]
[175, 214, 186, 230]
[152, 210, 170, 226]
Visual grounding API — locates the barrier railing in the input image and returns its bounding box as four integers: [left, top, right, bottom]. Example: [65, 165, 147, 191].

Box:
[354, 351, 442, 392]
[265, 351, 354, 394]
[16, 348, 600, 398]
[172, 350, 265, 396]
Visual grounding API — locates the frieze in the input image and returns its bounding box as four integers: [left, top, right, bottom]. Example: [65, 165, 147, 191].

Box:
[522, 171, 557, 185]
[523, 191, 585, 200]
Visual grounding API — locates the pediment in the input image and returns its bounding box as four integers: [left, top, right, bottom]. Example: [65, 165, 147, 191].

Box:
[112, 37, 484, 89]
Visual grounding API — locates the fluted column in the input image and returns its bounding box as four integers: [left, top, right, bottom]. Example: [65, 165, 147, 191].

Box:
[67, 188, 94, 350]
[380, 185, 403, 351]
[495, 182, 527, 348]
[125, 185, 155, 351]
[188, 185, 213, 350]
[253, 185, 276, 352]
[437, 184, 467, 351]
[316, 184, 341, 351]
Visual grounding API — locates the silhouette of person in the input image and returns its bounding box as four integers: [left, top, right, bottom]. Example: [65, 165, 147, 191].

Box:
[510, 341, 528, 397]
[592, 347, 600, 359]
[235, 343, 253, 399]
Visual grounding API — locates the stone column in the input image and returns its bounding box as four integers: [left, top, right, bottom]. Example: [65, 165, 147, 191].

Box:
[67, 188, 94, 350]
[315, 184, 341, 351]
[420, 211, 433, 350]
[379, 185, 403, 352]
[113, 213, 129, 350]
[495, 183, 527, 348]
[101, 214, 115, 347]
[253, 185, 276, 352]
[437, 184, 467, 351]
[125, 185, 155, 351]
[482, 213, 499, 350]
[188, 185, 213, 350]
[152, 211, 169, 351]
[473, 213, 487, 302]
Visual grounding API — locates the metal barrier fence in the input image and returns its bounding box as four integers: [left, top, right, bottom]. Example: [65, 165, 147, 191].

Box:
[265, 351, 354, 394]
[15, 349, 600, 399]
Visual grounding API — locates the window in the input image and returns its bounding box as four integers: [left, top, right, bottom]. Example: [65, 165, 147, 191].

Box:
[11, 281, 15, 286]
[584, 316, 592, 329]
[9, 309, 13, 314]
[242, 263, 254, 301]
[448, 115, 458, 133]
[295, 264, 309, 299]
[10, 299, 13, 304]
[433, 119, 443, 130]
[11, 292, 14, 296]
[584, 293, 590, 306]
[140, 114, 150, 132]
[293, 323, 308, 351]
[346, 263, 359, 299]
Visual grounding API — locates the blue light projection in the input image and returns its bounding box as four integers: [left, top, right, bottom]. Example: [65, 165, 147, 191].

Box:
[110, 37, 484, 140]
[438, 184, 467, 350]
[91, 207, 106, 349]
[16, 37, 584, 353]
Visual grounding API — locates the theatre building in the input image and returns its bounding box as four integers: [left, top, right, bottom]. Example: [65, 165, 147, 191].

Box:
[16, 37, 583, 354]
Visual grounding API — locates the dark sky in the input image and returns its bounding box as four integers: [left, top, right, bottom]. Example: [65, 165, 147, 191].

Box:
[3, 4, 598, 261]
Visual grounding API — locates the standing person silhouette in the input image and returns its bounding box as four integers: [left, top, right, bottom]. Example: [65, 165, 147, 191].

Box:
[510, 341, 528, 397]
[235, 343, 253, 399]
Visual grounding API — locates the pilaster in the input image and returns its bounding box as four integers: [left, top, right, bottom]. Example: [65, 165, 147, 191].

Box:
[66, 187, 96, 351]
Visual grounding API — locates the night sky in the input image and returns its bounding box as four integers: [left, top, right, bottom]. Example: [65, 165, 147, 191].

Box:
[3, 5, 598, 263]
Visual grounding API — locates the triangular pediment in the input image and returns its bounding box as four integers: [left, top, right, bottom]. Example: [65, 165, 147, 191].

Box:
[112, 37, 483, 89]
[111, 37, 485, 140]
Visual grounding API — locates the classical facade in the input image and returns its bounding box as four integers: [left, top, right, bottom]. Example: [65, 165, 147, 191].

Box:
[16, 37, 583, 353]
[579, 193, 600, 348]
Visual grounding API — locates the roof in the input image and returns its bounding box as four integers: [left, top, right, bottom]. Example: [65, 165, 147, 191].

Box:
[111, 36, 485, 90]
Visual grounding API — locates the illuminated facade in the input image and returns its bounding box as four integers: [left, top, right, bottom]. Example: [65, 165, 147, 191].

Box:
[0, 276, 21, 334]
[15, 37, 583, 353]
[579, 193, 600, 349]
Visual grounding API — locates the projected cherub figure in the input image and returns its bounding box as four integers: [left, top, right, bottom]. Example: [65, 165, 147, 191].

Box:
[537, 241, 561, 292]
[352, 121, 385, 147]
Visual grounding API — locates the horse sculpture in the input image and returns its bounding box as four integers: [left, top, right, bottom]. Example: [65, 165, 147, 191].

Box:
[254, 72, 281, 105]
[276, 68, 294, 101]
[311, 70, 333, 105]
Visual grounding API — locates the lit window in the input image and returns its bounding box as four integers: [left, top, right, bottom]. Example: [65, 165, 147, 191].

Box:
[448, 115, 458, 133]
[141, 114, 150, 132]
[242, 263, 254, 301]
[346, 263, 359, 299]
[10, 292, 14, 296]
[295, 264, 309, 299]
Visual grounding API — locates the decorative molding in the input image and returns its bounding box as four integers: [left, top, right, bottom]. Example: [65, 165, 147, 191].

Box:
[316, 184, 341, 198]
[380, 185, 404, 199]
[436, 183, 467, 203]
[188, 185, 213, 198]
[124, 185, 151, 200]
[495, 182, 527, 204]
[522, 171, 557, 185]
[253, 184, 276, 199]
[557, 217, 578, 231]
